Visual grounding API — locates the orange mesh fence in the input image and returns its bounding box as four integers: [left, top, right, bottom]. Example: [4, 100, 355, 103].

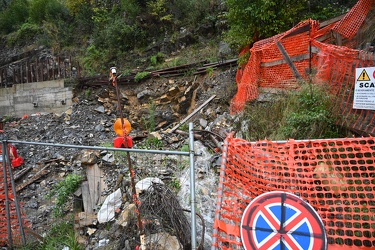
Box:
[311, 40, 375, 135]
[212, 135, 375, 249]
[332, 0, 374, 39]
[230, 0, 375, 135]
[0, 163, 30, 247]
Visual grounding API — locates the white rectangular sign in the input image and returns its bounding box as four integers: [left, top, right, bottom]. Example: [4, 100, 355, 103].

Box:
[353, 66, 375, 110]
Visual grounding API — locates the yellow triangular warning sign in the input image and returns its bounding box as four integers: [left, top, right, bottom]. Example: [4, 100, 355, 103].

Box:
[357, 69, 371, 81]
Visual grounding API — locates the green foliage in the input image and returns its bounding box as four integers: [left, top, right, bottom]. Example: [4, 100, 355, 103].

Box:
[6, 22, 41, 46]
[303, 0, 357, 21]
[120, 0, 141, 20]
[22, 220, 84, 250]
[225, 0, 307, 50]
[224, 0, 357, 51]
[206, 67, 214, 77]
[150, 52, 165, 66]
[280, 83, 344, 139]
[0, 0, 11, 12]
[90, 15, 147, 69]
[65, 0, 87, 15]
[135, 71, 151, 82]
[1, 115, 14, 122]
[48, 174, 83, 217]
[168, 178, 181, 191]
[82, 44, 109, 75]
[29, 0, 69, 24]
[147, 0, 172, 22]
[180, 144, 189, 152]
[240, 83, 347, 141]
[140, 137, 163, 150]
[238, 98, 288, 141]
[179, 123, 189, 132]
[85, 88, 91, 98]
[238, 51, 250, 67]
[145, 98, 156, 131]
[0, 0, 28, 34]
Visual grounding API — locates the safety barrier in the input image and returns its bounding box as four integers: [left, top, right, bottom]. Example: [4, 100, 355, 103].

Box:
[212, 135, 375, 249]
[0, 125, 204, 249]
[0, 163, 30, 247]
[231, 0, 375, 135]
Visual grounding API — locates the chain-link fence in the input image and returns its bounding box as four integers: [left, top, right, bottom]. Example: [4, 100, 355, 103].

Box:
[1, 124, 205, 249]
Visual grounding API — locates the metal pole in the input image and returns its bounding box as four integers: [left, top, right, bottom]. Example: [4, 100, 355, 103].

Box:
[5, 143, 26, 245]
[211, 136, 229, 250]
[2, 141, 13, 249]
[112, 70, 143, 235]
[6, 140, 191, 156]
[189, 122, 196, 249]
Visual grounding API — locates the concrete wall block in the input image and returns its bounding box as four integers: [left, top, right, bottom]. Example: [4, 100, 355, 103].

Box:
[0, 80, 73, 118]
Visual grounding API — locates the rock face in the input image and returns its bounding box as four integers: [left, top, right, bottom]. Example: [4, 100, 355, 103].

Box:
[1, 68, 238, 249]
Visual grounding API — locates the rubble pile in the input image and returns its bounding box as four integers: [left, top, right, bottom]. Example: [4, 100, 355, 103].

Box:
[1, 68, 238, 249]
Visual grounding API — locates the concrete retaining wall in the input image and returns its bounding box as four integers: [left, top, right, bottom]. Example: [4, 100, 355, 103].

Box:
[0, 79, 73, 118]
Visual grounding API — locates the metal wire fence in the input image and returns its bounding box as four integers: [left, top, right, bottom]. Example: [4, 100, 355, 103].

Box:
[1, 125, 203, 249]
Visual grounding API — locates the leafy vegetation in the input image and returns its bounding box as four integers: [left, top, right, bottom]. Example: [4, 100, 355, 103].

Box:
[19, 220, 84, 250]
[225, 0, 357, 50]
[0, 0, 358, 73]
[239, 83, 349, 141]
[134, 71, 151, 82]
[48, 173, 83, 217]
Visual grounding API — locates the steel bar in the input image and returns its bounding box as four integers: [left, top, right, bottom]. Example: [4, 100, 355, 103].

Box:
[2, 141, 12, 249]
[5, 143, 26, 245]
[6, 140, 192, 156]
[189, 122, 197, 250]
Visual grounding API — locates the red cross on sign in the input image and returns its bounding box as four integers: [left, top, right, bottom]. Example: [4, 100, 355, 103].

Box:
[241, 191, 327, 250]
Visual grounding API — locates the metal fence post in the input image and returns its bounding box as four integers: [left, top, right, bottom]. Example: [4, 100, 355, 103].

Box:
[189, 122, 197, 249]
[2, 141, 13, 249]
[4, 142, 26, 245]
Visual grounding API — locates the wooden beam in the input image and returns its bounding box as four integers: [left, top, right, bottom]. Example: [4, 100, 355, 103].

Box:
[169, 94, 216, 133]
[81, 181, 93, 213]
[261, 53, 310, 67]
[283, 23, 310, 39]
[319, 13, 346, 28]
[276, 41, 303, 80]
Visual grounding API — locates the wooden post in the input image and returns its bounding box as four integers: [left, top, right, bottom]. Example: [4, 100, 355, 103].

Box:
[26, 61, 29, 83]
[57, 57, 61, 79]
[20, 64, 23, 83]
[276, 41, 303, 81]
[0, 68, 2, 87]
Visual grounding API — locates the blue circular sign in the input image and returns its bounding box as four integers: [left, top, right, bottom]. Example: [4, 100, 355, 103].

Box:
[241, 191, 327, 250]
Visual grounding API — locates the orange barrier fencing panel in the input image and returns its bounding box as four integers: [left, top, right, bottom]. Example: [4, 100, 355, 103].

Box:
[212, 135, 375, 249]
[0, 163, 30, 247]
[332, 0, 374, 40]
[230, 0, 375, 135]
[311, 40, 375, 135]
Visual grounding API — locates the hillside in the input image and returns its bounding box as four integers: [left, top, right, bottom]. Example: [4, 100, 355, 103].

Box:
[2, 63, 238, 249]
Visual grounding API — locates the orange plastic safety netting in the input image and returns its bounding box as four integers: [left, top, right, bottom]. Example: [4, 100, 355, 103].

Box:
[332, 0, 374, 39]
[311, 40, 375, 135]
[0, 164, 30, 247]
[212, 135, 375, 249]
[231, 0, 375, 135]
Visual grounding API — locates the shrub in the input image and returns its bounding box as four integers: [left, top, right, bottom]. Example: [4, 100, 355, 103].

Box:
[134, 71, 151, 82]
[239, 83, 347, 141]
[280, 83, 344, 139]
[29, 0, 69, 25]
[48, 173, 83, 217]
[0, 0, 29, 34]
[150, 52, 165, 66]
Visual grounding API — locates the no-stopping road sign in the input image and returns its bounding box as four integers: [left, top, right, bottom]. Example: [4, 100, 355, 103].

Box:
[241, 191, 327, 250]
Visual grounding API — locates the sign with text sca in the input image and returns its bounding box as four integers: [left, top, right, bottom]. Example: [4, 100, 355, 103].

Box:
[353, 67, 375, 110]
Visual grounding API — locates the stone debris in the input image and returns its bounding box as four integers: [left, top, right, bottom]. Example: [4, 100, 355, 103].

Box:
[1, 68, 238, 249]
